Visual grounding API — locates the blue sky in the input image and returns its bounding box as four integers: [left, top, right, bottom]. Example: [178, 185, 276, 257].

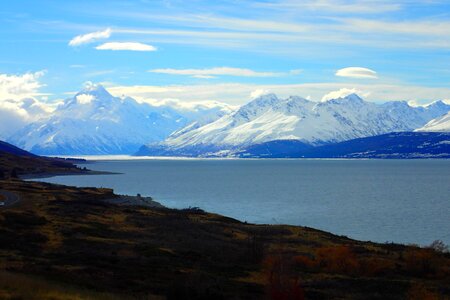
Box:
[1, 0, 450, 105]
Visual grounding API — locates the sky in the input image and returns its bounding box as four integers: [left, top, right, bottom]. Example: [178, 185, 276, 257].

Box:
[1, 0, 450, 105]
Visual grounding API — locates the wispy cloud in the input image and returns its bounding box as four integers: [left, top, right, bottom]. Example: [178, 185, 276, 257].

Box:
[336, 67, 378, 79]
[46, 4, 450, 55]
[84, 70, 115, 77]
[339, 18, 450, 36]
[257, 0, 401, 14]
[69, 28, 111, 46]
[95, 42, 157, 51]
[149, 67, 283, 78]
[111, 13, 450, 51]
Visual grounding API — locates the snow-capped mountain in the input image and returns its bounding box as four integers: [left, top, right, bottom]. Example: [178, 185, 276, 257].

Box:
[416, 111, 450, 132]
[137, 93, 450, 156]
[7, 84, 231, 155]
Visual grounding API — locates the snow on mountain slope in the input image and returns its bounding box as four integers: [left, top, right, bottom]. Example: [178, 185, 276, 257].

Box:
[0, 97, 53, 139]
[7, 84, 231, 155]
[416, 111, 450, 132]
[138, 94, 450, 156]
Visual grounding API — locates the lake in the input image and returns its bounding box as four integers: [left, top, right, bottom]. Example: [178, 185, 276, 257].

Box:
[34, 158, 450, 246]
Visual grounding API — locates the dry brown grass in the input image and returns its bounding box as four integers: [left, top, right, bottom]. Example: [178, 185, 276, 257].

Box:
[0, 179, 449, 299]
[0, 271, 163, 300]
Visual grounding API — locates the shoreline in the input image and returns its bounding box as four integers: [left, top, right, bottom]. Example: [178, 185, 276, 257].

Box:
[49, 154, 450, 161]
[20, 170, 121, 180]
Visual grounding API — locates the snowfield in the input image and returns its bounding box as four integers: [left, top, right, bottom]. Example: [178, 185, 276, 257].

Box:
[138, 93, 450, 156]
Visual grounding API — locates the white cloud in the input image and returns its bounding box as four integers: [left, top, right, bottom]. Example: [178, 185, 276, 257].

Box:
[192, 75, 216, 79]
[250, 89, 271, 99]
[321, 88, 369, 102]
[69, 28, 112, 46]
[336, 67, 378, 79]
[0, 71, 53, 138]
[149, 67, 282, 78]
[0, 100, 28, 138]
[257, 0, 401, 14]
[0, 71, 46, 100]
[95, 42, 157, 51]
[0, 98, 53, 139]
[76, 94, 95, 104]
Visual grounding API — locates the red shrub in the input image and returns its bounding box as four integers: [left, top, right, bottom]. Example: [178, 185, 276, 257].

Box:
[315, 245, 359, 275]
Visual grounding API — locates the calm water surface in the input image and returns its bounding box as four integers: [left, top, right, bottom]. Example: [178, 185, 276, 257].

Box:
[35, 159, 450, 245]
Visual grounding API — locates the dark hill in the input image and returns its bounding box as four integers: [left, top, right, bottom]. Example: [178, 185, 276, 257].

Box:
[0, 140, 36, 157]
[238, 132, 450, 158]
[0, 140, 85, 177]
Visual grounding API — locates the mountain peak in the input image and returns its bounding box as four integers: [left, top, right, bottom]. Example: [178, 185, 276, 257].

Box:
[342, 93, 363, 102]
[425, 100, 448, 109]
[77, 83, 112, 99]
[382, 100, 411, 109]
[251, 93, 279, 104]
[286, 95, 310, 103]
[322, 93, 364, 105]
[238, 93, 279, 110]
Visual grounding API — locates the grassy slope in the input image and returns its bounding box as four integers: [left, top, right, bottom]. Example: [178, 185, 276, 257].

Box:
[0, 179, 449, 300]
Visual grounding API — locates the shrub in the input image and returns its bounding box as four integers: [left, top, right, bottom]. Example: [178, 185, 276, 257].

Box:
[359, 257, 395, 277]
[403, 248, 447, 278]
[315, 245, 359, 275]
[428, 240, 449, 253]
[292, 255, 317, 272]
[263, 255, 305, 300]
[407, 283, 439, 300]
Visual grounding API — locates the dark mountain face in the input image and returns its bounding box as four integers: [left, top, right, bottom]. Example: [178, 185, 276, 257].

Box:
[237, 132, 450, 159]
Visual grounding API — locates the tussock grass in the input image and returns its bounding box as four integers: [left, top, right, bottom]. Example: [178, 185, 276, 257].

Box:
[0, 271, 162, 300]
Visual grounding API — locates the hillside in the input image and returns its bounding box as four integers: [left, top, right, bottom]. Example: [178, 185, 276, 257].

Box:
[0, 140, 37, 157]
[0, 143, 449, 299]
[1, 178, 449, 299]
[0, 140, 86, 177]
[237, 132, 450, 158]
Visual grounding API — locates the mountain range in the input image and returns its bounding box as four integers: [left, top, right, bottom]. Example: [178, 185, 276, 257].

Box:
[6, 84, 232, 155]
[137, 93, 450, 157]
[2, 84, 449, 157]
